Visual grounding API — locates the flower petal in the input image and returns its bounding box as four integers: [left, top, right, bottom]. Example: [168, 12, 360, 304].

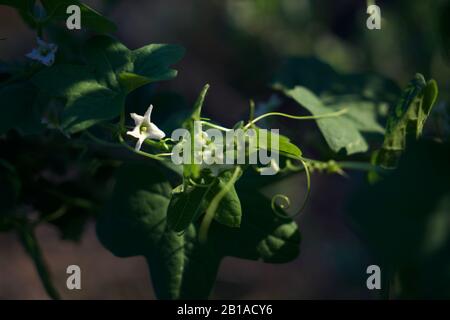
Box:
[41, 54, 55, 66]
[147, 122, 166, 140]
[144, 104, 154, 124]
[26, 50, 41, 60]
[135, 136, 146, 151]
[126, 126, 141, 139]
[130, 113, 144, 126]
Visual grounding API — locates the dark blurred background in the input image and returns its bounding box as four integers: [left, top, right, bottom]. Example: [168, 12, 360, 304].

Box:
[0, 0, 449, 299]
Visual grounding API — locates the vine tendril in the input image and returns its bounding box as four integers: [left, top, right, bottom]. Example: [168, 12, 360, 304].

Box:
[271, 194, 291, 218]
[243, 108, 348, 130]
[271, 157, 311, 219]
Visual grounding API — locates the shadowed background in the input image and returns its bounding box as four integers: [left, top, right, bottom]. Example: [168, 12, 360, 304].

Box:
[0, 0, 449, 299]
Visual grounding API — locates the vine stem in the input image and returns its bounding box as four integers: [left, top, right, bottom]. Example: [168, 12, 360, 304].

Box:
[302, 158, 386, 173]
[243, 108, 348, 130]
[17, 224, 61, 300]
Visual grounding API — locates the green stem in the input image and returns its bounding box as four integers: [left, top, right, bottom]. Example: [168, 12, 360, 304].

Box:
[118, 134, 165, 161]
[303, 158, 386, 173]
[337, 161, 384, 172]
[117, 111, 166, 161]
[17, 224, 61, 300]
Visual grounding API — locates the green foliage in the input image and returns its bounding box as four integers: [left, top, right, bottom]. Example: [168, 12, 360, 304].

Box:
[167, 171, 242, 232]
[375, 74, 439, 168]
[31, 36, 184, 133]
[32, 64, 126, 133]
[1, 0, 446, 301]
[97, 163, 300, 299]
[274, 58, 399, 155]
[182, 84, 210, 180]
[278, 86, 370, 155]
[255, 127, 302, 159]
[167, 184, 209, 232]
[211, 170, 242, 228]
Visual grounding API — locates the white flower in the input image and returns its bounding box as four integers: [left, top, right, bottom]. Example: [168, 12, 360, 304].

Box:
[127, 104, 166, 151]
[26, 37, 57, 66]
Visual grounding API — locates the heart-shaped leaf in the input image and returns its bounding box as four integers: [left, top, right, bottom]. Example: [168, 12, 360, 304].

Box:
[31, 36, 184, 133]
[97, 163, 300, 299]
[274, 57, 400, 155]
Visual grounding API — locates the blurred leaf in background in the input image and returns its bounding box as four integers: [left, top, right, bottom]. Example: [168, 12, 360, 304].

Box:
[349, 140, 450, 298]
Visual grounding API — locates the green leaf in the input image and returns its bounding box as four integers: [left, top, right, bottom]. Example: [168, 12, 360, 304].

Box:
[417, 79, 438, 137]
[32, 64, 125, 133]
[84, 36, 184, 92]
[182, 85, 210, 180]
[167, 171, 242, 232]
[273, 57, 399, 155]
[255, 127, 302, 159]
[218, 182, 300, 263]
[167, 184, 210, 232]
[97, 163, 300, 299]
[31, 36, 184, 133]
[84, 36, 131, 89]
[41, 0, 117, 33]
[189, 84, 210, 122]
[375, 74, 439, 168]
[280, 86, 369, 155]
[211, 170, 242, 228]
[133, 43, 184, 82]
[118, 72, 151, 93]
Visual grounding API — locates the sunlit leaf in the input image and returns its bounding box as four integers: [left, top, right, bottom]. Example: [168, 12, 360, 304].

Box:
[273, 57, 399, 155]
[31, 36, 184, 133]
